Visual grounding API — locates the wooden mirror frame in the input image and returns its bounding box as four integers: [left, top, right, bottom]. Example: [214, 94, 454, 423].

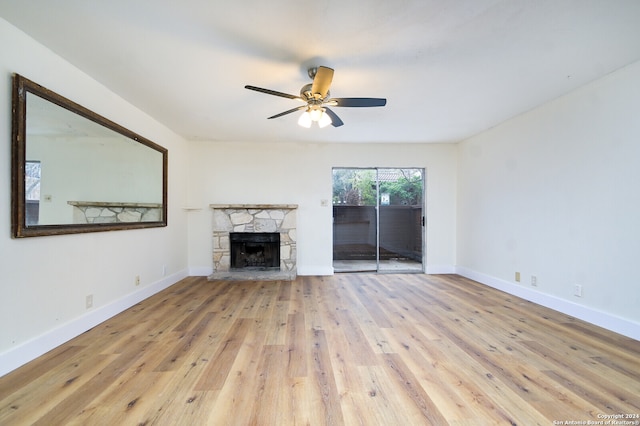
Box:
[11, 74, 168, 238]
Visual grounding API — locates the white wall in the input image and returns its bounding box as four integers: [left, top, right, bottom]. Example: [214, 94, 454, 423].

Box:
[186, 141, 458, 276]
[457, 60, 640, 339]
[0, 18, 191, 376]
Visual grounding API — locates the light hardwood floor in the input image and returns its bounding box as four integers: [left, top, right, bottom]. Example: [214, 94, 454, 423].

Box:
[1, 274, 639, 425]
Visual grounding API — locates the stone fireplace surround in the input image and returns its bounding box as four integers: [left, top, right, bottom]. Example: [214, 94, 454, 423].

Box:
[208, 204, 297, 281]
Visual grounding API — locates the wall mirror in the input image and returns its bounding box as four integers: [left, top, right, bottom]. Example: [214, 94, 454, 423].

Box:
[11, 74, 168, 237]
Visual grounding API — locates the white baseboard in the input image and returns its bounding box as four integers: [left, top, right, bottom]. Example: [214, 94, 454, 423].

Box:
[425, 265, 456, 274]
[297, 266, 334, 276]
[456, 266, 640, 341]
[0, 269, 189, 378]
[188, 266, 214, 276]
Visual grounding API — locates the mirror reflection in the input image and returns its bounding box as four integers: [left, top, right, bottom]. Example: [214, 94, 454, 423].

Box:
[25, 93, 164, 226]
[12, 74, 168, 237]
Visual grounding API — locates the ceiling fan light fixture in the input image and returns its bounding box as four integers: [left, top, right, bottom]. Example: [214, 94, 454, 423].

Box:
[309, 107, 323, 122]
[298, 110, 312, 128]
[318, 110, 332, 128]
[299, 107, 332, 128]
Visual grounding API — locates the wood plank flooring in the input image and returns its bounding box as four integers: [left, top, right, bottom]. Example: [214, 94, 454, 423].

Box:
[1, 274, 639, 425]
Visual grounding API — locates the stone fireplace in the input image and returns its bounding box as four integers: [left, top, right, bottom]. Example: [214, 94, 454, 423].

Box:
[208, 204, 297, 281]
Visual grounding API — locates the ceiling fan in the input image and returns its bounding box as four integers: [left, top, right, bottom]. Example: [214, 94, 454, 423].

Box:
[244, 66, 386, 128]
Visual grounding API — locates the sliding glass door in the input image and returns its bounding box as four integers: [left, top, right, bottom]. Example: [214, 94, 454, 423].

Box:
[332, 168, 424, 273]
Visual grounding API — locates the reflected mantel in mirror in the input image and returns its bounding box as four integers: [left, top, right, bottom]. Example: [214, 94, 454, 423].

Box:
[11, 74, 168, 237]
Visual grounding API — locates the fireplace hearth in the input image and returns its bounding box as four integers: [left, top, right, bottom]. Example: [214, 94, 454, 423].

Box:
[230, 232, 280, 270]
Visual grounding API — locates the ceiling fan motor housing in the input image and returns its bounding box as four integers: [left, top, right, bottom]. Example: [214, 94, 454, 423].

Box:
[300, 83, 329, 103]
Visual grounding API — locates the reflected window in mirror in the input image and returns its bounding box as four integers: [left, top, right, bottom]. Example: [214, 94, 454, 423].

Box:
[25, 160, 41, 226]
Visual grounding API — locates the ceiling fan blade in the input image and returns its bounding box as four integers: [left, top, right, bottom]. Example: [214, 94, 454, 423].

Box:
[323, 107, 344, 127]
[245, 85, 302, 100]
[267, 105, 307, 119]
[311, 66, 334, 99]
[329, 97, 387, 107]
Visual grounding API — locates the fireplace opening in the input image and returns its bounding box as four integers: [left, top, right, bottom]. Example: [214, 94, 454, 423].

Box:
[230, 232, 280, 271]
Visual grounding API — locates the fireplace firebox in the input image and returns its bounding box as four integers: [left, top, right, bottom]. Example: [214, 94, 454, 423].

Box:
[230, 232, 280, 270]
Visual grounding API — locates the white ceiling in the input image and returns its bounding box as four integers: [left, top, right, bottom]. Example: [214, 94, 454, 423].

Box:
[2, 0, 640, 144]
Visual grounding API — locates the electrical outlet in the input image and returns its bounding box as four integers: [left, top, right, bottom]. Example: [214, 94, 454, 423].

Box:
[135, 275, 140, 286]
[162, 265, 167, 276]
[574, 284, 583, 297]
[531, 276, 537, 286]
[515, 272, 521, 282]
[86, 294, 93, 309]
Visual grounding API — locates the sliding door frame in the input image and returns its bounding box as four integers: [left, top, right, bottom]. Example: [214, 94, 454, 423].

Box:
[332, 167, 425, 273]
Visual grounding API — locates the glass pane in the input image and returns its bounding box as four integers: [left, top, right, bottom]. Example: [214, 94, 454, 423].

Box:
[332, 168, 378, 272]
[378, 168, 424, 272]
